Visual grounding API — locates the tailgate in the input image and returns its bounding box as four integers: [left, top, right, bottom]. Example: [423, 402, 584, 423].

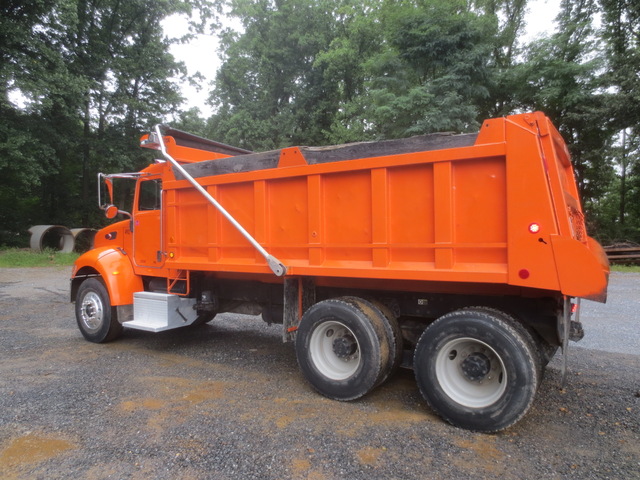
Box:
[535, 113, 609, 302]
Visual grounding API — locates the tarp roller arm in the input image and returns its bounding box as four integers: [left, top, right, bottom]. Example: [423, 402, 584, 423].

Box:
[153, 124, 287, 277]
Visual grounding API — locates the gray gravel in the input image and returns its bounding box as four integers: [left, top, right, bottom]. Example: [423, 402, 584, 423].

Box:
[578, 272, 640, 355]
[0, 268, 638, 479]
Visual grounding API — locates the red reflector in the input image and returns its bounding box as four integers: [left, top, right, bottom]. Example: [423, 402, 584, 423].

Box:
[571, 303, 578, 314]
[518, 269, 530, 279]
[528, 223, 541, 234]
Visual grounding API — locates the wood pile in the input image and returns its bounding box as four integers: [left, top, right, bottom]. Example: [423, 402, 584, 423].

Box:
[604, 243, 640, 264]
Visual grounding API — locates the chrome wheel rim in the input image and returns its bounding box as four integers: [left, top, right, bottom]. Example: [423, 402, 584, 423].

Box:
[80, 292, 104, 333]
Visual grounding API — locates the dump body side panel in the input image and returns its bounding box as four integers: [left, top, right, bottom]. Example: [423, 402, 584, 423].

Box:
[162, 142, 512, 286]
[149, 112, 607, 301]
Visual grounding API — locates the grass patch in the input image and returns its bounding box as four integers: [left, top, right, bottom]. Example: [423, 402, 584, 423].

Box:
[0, 248, 80, 268]
[611, 264, 640, 273]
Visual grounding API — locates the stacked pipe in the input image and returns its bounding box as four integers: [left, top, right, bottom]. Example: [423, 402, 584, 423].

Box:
[28, 225, 96, 253]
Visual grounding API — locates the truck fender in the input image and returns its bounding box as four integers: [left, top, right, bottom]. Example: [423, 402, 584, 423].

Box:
[71, 247, 143, 306]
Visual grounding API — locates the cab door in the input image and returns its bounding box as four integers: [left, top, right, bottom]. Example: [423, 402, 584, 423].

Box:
[133, 177, 164, 268]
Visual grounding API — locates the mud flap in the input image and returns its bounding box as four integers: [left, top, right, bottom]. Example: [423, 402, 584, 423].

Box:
[559, 297, 571, 387]
[283, 277, 316, 343]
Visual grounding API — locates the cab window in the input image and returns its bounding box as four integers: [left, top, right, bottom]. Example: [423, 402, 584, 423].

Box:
[138, 179, 162, 211]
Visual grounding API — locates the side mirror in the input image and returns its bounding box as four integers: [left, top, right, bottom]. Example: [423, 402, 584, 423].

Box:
[105, 177, 114, 203]
[105, 205, 119, 219]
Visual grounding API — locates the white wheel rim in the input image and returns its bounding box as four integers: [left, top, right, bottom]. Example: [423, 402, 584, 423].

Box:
[309, 320, 361, 380]
[435, 337, 506, 408]
[80, 292, 104, 332]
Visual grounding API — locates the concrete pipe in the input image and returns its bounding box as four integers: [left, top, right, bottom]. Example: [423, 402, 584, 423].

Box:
[28, 225, 75, 253]
[70, 228, 97, 253]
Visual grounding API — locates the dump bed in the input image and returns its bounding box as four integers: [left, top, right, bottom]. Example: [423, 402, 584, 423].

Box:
[153, 112, 608, 301]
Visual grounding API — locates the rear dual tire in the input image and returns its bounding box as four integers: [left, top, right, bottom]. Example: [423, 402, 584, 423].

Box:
[414, 308, 539, 432]
[295, 297, 401, 401]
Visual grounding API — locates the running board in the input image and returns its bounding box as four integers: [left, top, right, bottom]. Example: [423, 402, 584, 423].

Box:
[123, 292, 197, 332]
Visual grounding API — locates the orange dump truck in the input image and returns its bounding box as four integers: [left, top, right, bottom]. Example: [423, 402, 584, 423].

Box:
[71, 111, 609, 431]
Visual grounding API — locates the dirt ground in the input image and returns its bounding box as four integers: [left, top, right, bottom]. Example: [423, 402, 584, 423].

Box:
[0, 267, 638, 479]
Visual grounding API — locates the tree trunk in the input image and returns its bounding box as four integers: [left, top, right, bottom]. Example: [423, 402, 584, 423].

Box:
[81, 96, 91, 226]
[619, 128, 627, 225]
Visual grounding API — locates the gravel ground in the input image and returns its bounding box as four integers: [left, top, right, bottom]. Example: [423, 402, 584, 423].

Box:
[578, 272, 640, 355]
[0, 268, 638, 480]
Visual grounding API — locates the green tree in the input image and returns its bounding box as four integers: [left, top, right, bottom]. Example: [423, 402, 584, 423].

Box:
[312, 0, 385, 143]
[0, 1, 67, 244]
[0, 0, 212, 243]
[49, 0, 192, 224]
[208, 0, 343, 150]
[359, 0, 496, 138]
[509, 1, 619, 240]
[209, 0, 506, 145]
[470, 0, 528, 117]
[598, 0, 640, 240]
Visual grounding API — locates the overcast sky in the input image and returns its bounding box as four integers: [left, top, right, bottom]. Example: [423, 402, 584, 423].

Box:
[163, 0, 561, 118]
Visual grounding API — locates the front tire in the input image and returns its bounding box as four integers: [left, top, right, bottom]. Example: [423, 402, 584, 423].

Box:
[75, 278, 122, 343]
[414, 308, 539, 432]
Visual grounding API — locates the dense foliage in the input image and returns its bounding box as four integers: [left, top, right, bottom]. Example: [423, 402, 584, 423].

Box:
[0, 0, 211, 243]
[1, 0, 638, 245]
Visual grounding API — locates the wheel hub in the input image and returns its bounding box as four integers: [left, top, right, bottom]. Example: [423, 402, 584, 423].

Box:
[461, 352, 491, 381]
[81, 292, 104, 331]
[332, 335, 357, 358]
[85, 304, 95, 317]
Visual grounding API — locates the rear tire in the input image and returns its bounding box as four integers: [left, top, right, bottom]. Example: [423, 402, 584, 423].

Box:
[461, 306, 544, 382]
[414, 308, 539, 432]
[295, 297, 391, 401]
[367, 299, 403, 385]
[75, 278, 122, 343]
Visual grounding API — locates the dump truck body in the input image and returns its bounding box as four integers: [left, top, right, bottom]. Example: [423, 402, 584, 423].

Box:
[71, 112, 608, 432]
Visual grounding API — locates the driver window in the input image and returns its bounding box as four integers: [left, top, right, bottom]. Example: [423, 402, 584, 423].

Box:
[138, 179, 162, 211]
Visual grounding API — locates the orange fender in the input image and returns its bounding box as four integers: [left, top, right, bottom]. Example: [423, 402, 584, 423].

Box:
[550, 235, 610, 302]
[72, 247, 143, 306]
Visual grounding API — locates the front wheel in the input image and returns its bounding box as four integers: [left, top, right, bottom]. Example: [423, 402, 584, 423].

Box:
[414, 308, 539, 432]
[75, 278, 122, 343]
